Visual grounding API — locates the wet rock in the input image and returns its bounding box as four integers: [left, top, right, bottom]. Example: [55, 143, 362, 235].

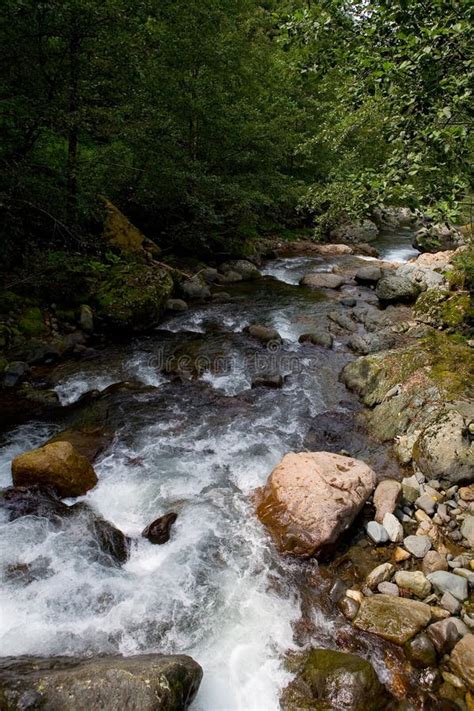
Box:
[79, 304, 94, 333]
[2, 361, 29, 388]
[280, 648, 387, 711]
[12, 441, 98, 498]
[142, 512, 178, 545]
[366, 521, 389, 544]
[394, 571, 431, 598]
[298, 331, 333, 349]
[427, 571, 469, 601]
[377, 582, 399, 596]
[375, 274, 421, 304]
[0, 487, 130, 566]
[46, 426, 114, 463]
[348, 332, 397, 356]
[450, 634, 474, 689]
[220, 260, 261, 280]
[245, 324, 281, 344]
[216, 270, 242, 283]
[413, 409, 474, 485]
[354, 594, 432, 644]
[355, 243, 379, 257]
[355, 266, 382, 285]
[366, 562, 394, 589]
[0, 654, 203, 711]
[251, 373, 284, 389]
[329, 219, 379, 244]
[422, 551, 448, 576]
[329, 578, 347, 602]
[382, 512, 404, 543]
[427, 618, 469, 655]
[403, 535, 432, 559]
[405, 633, 437, 668]
[257, 451, 376, 557]
[300, 273, 346, 290]
[338, 596, 360, 620]
[181, 277, 211, 301]
[166, 298, 188, 312]
[414, 288, 471, 330]
[374, 480, 401, 523]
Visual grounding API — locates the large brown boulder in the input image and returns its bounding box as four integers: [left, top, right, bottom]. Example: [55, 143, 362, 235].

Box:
[257, 452, 376, 557]
[12, 441, 98, 498]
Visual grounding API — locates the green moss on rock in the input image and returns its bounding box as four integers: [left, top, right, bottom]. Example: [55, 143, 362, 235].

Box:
[414, 288, 472, 329]
[18, 307, 46, 337]
[94, 262, 173, 332]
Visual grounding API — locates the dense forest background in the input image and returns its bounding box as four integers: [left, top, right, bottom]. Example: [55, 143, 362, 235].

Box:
[1, 0, 473, 264]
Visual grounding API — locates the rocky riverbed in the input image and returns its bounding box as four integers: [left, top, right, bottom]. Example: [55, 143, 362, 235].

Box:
[0, 223, 473, 710]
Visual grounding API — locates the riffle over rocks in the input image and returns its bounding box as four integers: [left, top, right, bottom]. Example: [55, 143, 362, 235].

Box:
[257, 451, 376, 557]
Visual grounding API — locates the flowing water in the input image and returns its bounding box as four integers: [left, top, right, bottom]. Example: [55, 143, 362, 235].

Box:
[0, 233, 418, 710]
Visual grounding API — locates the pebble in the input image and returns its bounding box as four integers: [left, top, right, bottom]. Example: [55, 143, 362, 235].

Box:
[402, 475, 421, 503]
[377, 582, 399, 596]
[366, 562, 395, 589]
[427, 571, 469, 602]
[427, 617, 469, 654]
[366, 520, 389, 544]
[394, 570, 431, 598]
[382, 512, 404, 543]
[415, 493, 436, 515]
[337, 596, 359, 620]
[406, 633, 437, 668]
[404, 535, 432, 558]
[393, 546, 411, 563]
[461, 515, 474, 546]
[453, 568, 474, 585]
[415, 510, 431, 524]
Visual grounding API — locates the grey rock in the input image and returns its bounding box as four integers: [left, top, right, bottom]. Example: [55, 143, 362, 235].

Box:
[403, 535, 432, 558]
[327, 311, 357, 332]
[377, 582, 399, 596]
[427, 571, 469, 601]
[366, 521, 389, 544]
[251, 373, 284, 389]
[2, 361, 29, 388]
[440, 592, 462, 615]
[166, 298, 188, 312]
[340, 297, 357, 307]
[394, 571, 431, 598]
[427, 617, 469, 654]
[422, 551, 448, 576]
[415, 493, 436, 516]
[246, 324, 281, 344]
[300, 273, 346, 290]
[402, 475, 421, 503]
[405, 633, 437, 668]
[329, 219, 379, 244]
[461, 515, 474, 546]
[382, 512, 404, 543]
[181, 278, 211, 301]
[355, 266, 383, 285]
[375, 274, 421, 304]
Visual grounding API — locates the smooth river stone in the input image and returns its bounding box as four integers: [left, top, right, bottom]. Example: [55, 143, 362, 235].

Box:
[450, 634, 474, 689]
[427, 571, 469, 602]
[354, 594, 431, 644]
[403, 535, 432, 558]
[374, 479, 401, 523]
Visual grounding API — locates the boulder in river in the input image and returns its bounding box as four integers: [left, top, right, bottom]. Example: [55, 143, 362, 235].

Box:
[375, 274, 421, 304]
[219, 259, 261, 280]
[413, 223, 464, 253]
[257, 451, 376, 557]
[11, 441, 98, 498]
[280, 648, 388, 711]
[355, 265, 383, 285]
[329, 219, 379, 244]
[142, 512, 178, 544]
[46, 426, 114, 463]
[300, 273, 345, 290]
[245, 324, 281, 344]
[353, 594, 432, 644]
[298, 331, 333, 349]
[0, 654, 203, 711]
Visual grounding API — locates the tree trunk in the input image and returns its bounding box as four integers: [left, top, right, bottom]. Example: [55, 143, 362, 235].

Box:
[66, 30, 80, 223]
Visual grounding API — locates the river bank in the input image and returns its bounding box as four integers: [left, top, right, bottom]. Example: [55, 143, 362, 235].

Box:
[0, 220, 473, 710]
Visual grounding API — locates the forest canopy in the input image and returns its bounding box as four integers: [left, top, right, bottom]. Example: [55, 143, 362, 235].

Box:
[1, 0, 472, 260]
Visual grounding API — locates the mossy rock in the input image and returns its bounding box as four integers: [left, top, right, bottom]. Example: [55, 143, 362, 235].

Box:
[102, 199, 145, 253]
[18, 307, 46, 337]
[414, 288, 472, 329]
[342, 331, 474, 405]
[281, 648, 388, 711]
[94, 262, 173, 332]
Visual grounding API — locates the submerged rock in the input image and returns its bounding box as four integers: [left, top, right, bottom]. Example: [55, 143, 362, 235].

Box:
[300, 273, 346, 290]
[251, 373, 284, 389]
[142, 512, 178, 545]
[11, 441, 98, 498]
[0, 654, 202, 711]
[0, 486, 130, 566]
[245, 324, 281, 344]
[298, 331, 333, 349]
[354, 594, 431, 644]
[257, 451, 376, 557]
[280, 648, 387, 711]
